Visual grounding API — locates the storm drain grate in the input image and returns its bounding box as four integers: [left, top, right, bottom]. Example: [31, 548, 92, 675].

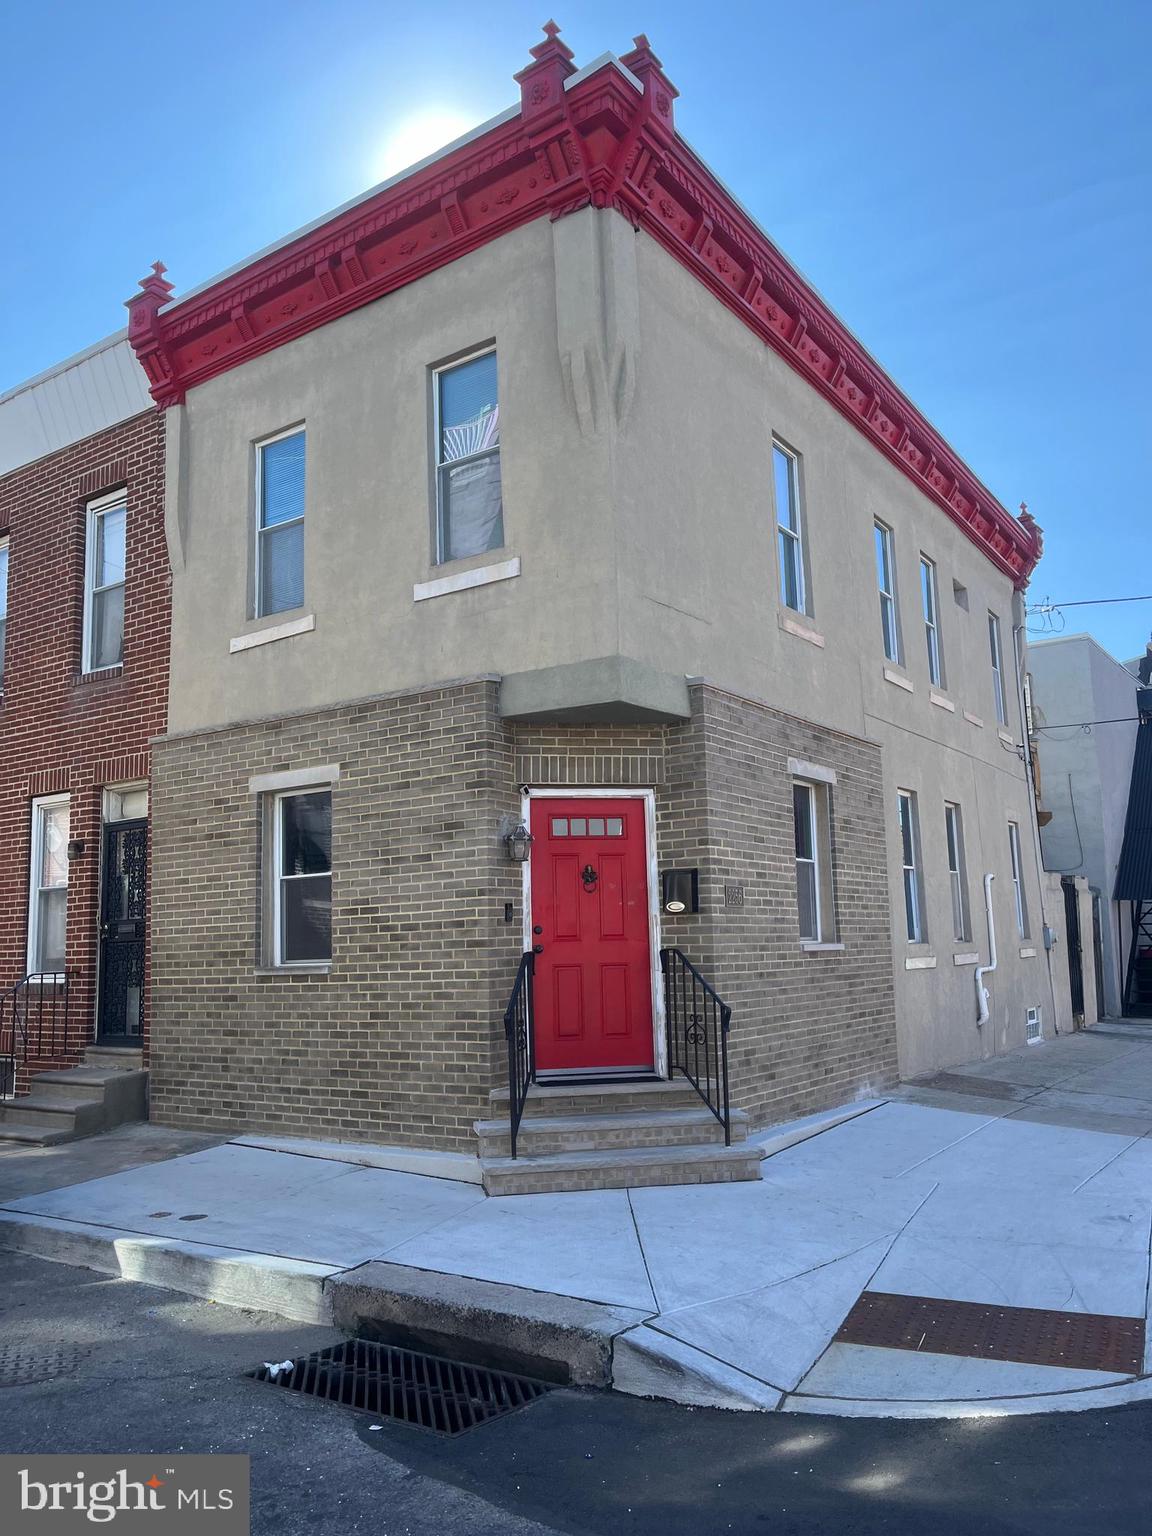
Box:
[836, 1290, 1145, 1375]
[248, 1339, 553, 1435]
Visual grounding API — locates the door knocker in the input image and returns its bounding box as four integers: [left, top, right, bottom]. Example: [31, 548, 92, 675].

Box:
[581, 864, 598, 892]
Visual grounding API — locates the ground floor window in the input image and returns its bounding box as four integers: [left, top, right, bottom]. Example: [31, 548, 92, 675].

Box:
[793, 779, 834, 942]
[28, 794, 69, 975]
[898, 790, 924, 942]
[271, 788, 332, 965]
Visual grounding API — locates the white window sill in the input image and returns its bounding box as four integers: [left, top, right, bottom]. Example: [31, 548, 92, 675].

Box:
[1019, 946, 1037, 958]
[800, 941, 845, 953]
[998, 730, 1015, 747]
[953, 951, 980, 966]
[929, 690, 955, 712]
[883, 665, 914, 693]
[905, 954, 937, 970]
[963, 710, 984, 728]
[230, 614, 315, 653]
[414, 556, 520, 602]
[254, 965, 331, 977]
[777, 611, 824, 648]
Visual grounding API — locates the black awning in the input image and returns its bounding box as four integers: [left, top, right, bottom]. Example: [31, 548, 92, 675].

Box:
[1115, 724, 1152, 899]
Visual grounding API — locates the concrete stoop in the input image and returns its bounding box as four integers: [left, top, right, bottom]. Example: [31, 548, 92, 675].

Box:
[477, 1079, 760, 1194]
[0, 1046, 147, 1147]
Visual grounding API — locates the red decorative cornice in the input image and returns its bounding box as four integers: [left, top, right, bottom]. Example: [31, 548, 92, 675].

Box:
[127, 23, 1041, 586]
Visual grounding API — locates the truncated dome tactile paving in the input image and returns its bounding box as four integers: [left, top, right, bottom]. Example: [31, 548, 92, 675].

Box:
[835, 1291, 1145, 1375]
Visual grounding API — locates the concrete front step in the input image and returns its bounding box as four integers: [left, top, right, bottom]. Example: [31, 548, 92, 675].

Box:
[490, 1078, 706, 1118]
[0, 1063, 148, 1147]
[480, 1141, 762, 1196]
[85, 1047, 144, 1072]
[475, 1106, 749, 1158]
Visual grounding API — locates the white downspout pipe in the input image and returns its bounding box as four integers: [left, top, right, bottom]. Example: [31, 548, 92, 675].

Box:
[976, 873, 997, 1025]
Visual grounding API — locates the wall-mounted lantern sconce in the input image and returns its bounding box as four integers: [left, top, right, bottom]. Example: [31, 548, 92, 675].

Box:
[505, 822, 534, 863]
[661, 868, 699, 915]
[66, 839, 86, 862]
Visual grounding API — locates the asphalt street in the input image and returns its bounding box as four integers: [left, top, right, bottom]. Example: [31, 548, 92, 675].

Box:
[1, 1250, 1149, 1535]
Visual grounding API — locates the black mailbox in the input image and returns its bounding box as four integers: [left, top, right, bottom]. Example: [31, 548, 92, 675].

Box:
[661, 868, 699, 915]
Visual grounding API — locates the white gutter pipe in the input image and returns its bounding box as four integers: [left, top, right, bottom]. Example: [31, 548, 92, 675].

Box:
[976, 873, 997, 1025]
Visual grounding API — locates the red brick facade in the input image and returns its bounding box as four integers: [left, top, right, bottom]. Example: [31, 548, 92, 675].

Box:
[0, 408, 167, 1067]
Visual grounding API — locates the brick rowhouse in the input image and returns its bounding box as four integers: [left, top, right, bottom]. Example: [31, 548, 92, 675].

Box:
[0, 406, 167, 1071]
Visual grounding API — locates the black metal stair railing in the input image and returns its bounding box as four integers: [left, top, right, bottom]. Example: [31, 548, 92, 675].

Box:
[502, 952, 535, 1159]
[0, 972, 72, 1097]
[660, 948, 732, 1144]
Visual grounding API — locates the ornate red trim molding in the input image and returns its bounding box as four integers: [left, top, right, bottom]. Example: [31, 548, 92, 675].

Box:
[127, 24, 1041, 586]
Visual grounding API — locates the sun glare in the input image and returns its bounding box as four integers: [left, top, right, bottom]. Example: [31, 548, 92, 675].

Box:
[373, 110, 477, 184]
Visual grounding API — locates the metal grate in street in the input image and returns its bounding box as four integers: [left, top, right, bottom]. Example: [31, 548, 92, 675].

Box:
[835, 1290, 1145, 1374]
[248, 1339, 553, 1435]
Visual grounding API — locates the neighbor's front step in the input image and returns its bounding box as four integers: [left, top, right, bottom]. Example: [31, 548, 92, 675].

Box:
[480, 1142, 762, 1196]
[27, 1068, 132, 1105]
[84, 1047, 144, 1072]
[0, 1096, 107, 1135]
[0, 1122, 74, 1147]
[474, 1107, 749, 1158]
[489, 1079, 705, 1118]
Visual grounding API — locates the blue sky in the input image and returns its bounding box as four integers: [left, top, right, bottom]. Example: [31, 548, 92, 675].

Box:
[3, 2, 1149, 658]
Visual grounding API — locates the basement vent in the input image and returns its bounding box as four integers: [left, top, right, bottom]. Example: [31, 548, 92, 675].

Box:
[1026, 1006, 1042, 1044]
[248, 1339, 553, 1436]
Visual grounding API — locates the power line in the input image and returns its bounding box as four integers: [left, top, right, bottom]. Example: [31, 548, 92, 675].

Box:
[1031, 595, 1152, 611]
[1035, 716, 1140, 731]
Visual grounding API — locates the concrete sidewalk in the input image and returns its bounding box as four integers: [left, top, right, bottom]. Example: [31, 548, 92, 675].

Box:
[3, 1026, 1152, 1418]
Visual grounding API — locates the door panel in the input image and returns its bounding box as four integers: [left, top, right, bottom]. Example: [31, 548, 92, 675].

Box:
[530, 797, 655, 1072]
[98, 820, 147, 1043]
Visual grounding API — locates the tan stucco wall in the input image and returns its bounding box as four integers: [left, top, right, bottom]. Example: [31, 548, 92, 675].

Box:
[165, 204, 1054, 1078]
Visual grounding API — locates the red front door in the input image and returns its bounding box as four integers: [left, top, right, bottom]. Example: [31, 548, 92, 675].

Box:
[529, 797, 655, 1073]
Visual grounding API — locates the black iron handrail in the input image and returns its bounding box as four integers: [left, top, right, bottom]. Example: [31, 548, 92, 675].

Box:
[503, 952, 535, 1158]
[660, 948, 732, 1144]
[0, 972, 72, 1097]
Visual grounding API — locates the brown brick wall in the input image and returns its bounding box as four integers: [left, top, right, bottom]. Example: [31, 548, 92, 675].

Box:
[150, 680, 896, 1148]
[0, 410, 168, 1061]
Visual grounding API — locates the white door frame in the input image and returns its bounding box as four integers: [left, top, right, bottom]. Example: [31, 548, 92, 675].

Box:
[521, 786, 667, 1077]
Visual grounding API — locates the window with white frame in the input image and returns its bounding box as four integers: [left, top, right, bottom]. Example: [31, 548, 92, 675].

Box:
[0, 536, 8, 686]
[898, 790, 924, 942]
[773, 442, 806, 614]
[944, 801, 970, 942]
[921, 555, 943, 686]
[793, 780, 833, 942]
[875, 520, 900, 662]
[28, 795, 69, 975]
[255, 428, 306, 618]
[1008, 820, 1029, 938]
[434, 349, 503, 563]
[82, 491, 126, 672]
[271, 788, 332, 965]
[989, 611, 1007, 725]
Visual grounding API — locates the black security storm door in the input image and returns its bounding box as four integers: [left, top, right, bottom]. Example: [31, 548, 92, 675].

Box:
[97, 820, 147, 1043]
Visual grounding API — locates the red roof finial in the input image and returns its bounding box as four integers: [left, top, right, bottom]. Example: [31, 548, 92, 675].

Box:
[620, 33, 679, 131]
[516, 18, 576, 117]
[1019, 500, 1028, 517]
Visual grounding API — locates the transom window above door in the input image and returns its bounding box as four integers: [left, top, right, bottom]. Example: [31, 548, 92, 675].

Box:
[550, 816, 625, 838]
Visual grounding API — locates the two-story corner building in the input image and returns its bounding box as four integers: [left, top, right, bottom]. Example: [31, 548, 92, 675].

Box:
[1031, 633, 1142, 1019]
[128, 27, 1049, 1190]
[0, 332, 166, 1114]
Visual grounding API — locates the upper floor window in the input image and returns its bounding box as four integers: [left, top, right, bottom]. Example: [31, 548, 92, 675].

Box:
[271, 788, 332, 966]
[28, 794, 69, 975]
[773, 442, 806, 614]
[435, 349, 503, 564]
[256, 428, 306, 618]
[875, 520, 900, 663]
[0, 536, 8, 686]
[920, 555, 943, 686]
[988, 611, 1007, 725]
[793, 779, 833, 942]
[1008, 820, 1029, 938]
[897, 790, 924, 942]
[944, 801, 970, 942]
[82, 491, 126, 673]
